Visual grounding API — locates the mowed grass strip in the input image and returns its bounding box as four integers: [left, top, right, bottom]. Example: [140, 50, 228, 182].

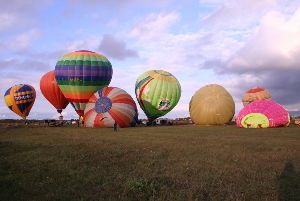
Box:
[0, 125, 299, 201]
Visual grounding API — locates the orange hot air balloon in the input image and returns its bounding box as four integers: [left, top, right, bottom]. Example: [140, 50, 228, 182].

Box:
[40, 71, 69, 114]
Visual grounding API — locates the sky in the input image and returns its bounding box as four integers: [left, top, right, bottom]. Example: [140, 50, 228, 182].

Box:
[1, 0, 300, 120]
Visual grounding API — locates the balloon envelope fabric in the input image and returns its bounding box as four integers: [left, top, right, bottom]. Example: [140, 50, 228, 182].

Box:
[189, 84, 235, 125]
[135, 70, 181, 121]
[55, 50, 113, 117]
[4, 84, 36, 119]
[84, 87, 138, 128]
[242, 87, 271, 106]
[40, 71, 69, 114]
[235, 100, 289, 128]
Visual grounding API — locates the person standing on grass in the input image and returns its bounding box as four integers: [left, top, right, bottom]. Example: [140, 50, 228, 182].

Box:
[113, 121, 118, 132]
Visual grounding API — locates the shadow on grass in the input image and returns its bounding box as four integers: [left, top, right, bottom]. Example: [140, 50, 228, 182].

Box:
[278, 162, 300, 201]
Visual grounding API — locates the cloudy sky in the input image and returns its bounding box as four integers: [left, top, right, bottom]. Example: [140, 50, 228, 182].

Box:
[1, 0, 300, 119]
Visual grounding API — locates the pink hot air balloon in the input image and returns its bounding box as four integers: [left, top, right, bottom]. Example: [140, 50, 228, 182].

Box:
[235, 100, 290, 128]
[84, 87, 138, 128]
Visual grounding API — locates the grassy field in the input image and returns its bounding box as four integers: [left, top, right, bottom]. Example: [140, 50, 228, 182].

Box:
[0, 125, 299, 201]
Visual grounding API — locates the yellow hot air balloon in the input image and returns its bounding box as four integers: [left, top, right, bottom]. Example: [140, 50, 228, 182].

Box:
[189, 84, 235, 125]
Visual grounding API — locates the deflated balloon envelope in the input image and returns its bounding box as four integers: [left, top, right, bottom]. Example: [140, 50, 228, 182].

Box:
[135, 70, 181, 121]
[55, 50, 113, 117]
[40, 70, 69, 114]
[4, 84, 36, 119]
[84, 87, 138, 128]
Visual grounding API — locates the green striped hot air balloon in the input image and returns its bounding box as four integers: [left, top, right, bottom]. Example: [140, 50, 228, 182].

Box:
[135, 70, 181, 121]
[55, 50, 113, 117]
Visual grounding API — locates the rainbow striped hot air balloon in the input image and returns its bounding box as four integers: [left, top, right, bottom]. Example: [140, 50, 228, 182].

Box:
[84, 87, 138, 128]
[4, 84, 36, 119]
[55, 50, 113, 117]
[135, 70, 181, 121]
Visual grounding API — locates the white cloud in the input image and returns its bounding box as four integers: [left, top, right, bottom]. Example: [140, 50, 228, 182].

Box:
[206, 7, 300, 110]
[130, 12, 179, 41]
[0, 13, 17, 30]
[225, 8, 300, 72]
[0, 0, 52, 12]
[0, 0, 53, 32]
[13, 29, 42, 50]
[98, 34, 138, 60]
[64, 36, 101, 52]
[201, 0, 277, 29]
[66, 0, 170, 9]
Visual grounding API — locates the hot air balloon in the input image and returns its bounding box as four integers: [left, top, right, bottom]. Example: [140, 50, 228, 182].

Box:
[40, 71, 69, 114]
[135, 70, 181, 121]
[55, 50, 113, 117]
[4, 84, 36, 119]
[242, 87, 271, 106]
[236, 100, 289, 128]
[84, 87, 138, 128]
[189, 84, 235, 125]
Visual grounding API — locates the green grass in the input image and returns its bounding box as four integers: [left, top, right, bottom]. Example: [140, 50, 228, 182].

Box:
[0, 125, 300, 201]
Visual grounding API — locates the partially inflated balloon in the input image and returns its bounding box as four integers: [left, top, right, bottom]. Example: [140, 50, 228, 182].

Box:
[135, 70, 181, 120]
[84, 87, 138, 128]
[55, 50, 113, 117]
[189, 84, 235, 125]
[236, 100, 289, 128]
[40, 71, 69, 114]
[242, 87, 271, 106]
[4, 84, 36, 119]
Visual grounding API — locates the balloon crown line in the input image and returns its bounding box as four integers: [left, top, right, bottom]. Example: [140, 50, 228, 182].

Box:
[75, 50, 95, 53]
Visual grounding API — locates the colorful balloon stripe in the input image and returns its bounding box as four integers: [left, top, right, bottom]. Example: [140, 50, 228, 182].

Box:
[84, 87, 138, 128]
[55, 69, 112, 76]
[56, 79, 111, 86]
[137, 78, 153, 110]
[70, 102, 86, 117]
[55, 50, 113, 117]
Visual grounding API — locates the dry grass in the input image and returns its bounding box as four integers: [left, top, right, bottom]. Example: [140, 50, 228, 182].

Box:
[0, 125, 300, 201]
